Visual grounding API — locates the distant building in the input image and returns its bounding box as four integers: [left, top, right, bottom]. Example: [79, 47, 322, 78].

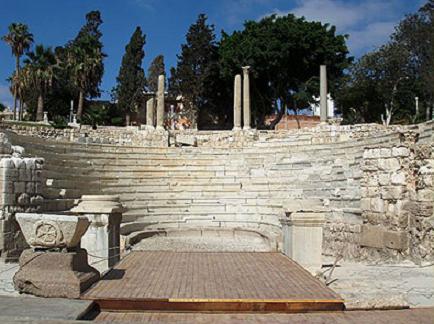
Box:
[311, 94, 335, 118]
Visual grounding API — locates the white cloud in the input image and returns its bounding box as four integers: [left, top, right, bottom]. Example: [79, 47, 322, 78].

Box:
[223, 0, 279, 26]
[291, 0, 396, 30]
[265, 0, 408, 55]
[131, 0, 156, 11]
[0, 84, 13, 108]
[347, 21, 396, 53]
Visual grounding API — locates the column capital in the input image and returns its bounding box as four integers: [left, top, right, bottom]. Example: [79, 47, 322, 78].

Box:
[242, 66, 251, 73]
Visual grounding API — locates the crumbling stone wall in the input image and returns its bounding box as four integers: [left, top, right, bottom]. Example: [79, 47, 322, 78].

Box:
[0, 133, 44, 260]
[359, 131, 434, 263]
[0, 123, 168, 147]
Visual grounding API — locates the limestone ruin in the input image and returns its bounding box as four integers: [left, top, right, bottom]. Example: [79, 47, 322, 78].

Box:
[0, 120, 432, 266]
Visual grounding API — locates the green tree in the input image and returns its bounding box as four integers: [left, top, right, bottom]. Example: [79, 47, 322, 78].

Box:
[22, 45, 56, 121]
[67, 10, 105, 119]
[169, 14, 219, 129]
[2, 23, 34, 120]
[393, 0, 433, 120]
[336, 1, 433, 124]
[147, 54, 165, 93]
[114, 26, 146, 125]
[219, 14, 352, 128]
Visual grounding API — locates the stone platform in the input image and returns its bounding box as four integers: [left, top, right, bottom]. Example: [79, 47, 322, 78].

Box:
[82, 251, 344, 313]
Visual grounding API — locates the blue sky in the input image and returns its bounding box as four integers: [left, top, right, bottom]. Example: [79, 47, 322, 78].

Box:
[0, 0, 424, 106]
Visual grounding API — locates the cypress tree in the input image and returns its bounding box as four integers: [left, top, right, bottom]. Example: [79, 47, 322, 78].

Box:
[169, 14, 218, 129]
[115, 26, 146, 125]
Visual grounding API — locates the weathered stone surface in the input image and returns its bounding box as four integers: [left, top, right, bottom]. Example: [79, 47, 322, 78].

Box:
[13, 249, 99, 298]
[281, 211, 326, 272]
[384, 230, 408, 250]
[320, 65, 327, 122]
[175, 134, 198, 147]
[156, 75, 165, 129]
[70, 195, 125, 214]
[360, 225, 408, 251]
[145, 97, 155, 128]
[233, 74, 242, 130]
[360, 225, 384, 249]
[242, 66, 251, 130]
[15, 213, 90, 249]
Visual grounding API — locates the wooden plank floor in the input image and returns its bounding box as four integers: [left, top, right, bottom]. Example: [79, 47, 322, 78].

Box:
[82, 251, 344, 312]
[95, 308, 434, 323]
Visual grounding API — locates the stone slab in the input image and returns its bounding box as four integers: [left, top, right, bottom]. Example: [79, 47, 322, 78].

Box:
[0, 295, 93, 321]
[360, 225, 409, 250]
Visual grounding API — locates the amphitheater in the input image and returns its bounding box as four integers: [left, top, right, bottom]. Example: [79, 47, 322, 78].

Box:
[0, 120, 433, 322]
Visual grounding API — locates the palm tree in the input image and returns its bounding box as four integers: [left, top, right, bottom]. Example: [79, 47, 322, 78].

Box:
[2, 23, 34, 120]
[23, 45, 56, 121]
[67, 40, 103, 120]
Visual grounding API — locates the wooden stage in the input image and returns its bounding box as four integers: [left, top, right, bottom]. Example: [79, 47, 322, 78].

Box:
[82, 251, 344, 313]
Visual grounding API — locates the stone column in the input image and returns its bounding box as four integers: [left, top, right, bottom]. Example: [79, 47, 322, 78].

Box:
[280, 210, 325, 273]
[233, 74, 242, 131]
[320, 65, 328, 122]
[146, 97, 155, 129]
[242, 66, 251, 130]
[156, 75, 165, 130]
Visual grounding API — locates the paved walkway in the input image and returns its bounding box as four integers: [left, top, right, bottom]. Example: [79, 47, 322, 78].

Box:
[0, 295, 93, 322]
[0, 260, 19, 296]
[327, 261, 434, 309]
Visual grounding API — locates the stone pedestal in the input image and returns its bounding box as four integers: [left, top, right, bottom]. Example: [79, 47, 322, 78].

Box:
[14, 212, 99, 298]
[280, 211, 325, 272]
[71, 195, 125, 273]
[13, 248, 99, 298]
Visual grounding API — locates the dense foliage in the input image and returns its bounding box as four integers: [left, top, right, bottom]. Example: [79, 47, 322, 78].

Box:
[169, 14, 220, 129]
[219, 14, 352, 128]
[147, 55, 165, 93]
[336, 1, 433, 124]
[113, 26, 146, 125]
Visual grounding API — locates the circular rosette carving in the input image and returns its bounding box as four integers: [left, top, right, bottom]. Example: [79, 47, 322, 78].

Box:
[32, 220, 64, 248]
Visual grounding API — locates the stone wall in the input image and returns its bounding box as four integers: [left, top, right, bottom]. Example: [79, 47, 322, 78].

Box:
[0, 133, 44, 260]
[1, 121, 433, 263]
[359, 131, 434, 263]
[0, 120, 408, 148]
[0, 122, 168, 147]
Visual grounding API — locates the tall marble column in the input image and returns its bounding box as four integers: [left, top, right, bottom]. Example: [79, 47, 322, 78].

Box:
[242, 66, 251, 130]
[233, 74, 242, 131]
[156, 75, 165, 130]
[320, 65, 328, 123]
[146, 97, 155, 129]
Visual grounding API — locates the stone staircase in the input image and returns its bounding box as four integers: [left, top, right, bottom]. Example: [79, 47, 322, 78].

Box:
[6, 129, 404, 250]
